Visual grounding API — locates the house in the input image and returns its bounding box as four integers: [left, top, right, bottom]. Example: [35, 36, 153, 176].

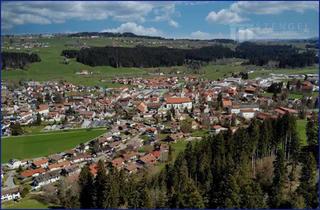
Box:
[122, 151, 138, 162]
[32, 170, 61, 189]
[37, 104, 49, 115]
[32, 158, 49, 168]
[112, 157, 125, 169]
[137, 102, 148, 113]
[7, 159, 26, 169]
[125, 163, 138, 174]
[1, 187, 21, 201]
[301, 81, 313, 93]
[164, 97, 192, 111]
[70, 153, 92, 164]
[138, 153, 157, 165]
[89, 163, 98, 176]
[240, 108, 256, 120]
[211, 125, 228, 134]
[222, 99, 232, 109]
[151, 150, 161, 160]
[20, 168, 46, 178]
[47, 161, 70, 171]
[278, 107, 298, 116]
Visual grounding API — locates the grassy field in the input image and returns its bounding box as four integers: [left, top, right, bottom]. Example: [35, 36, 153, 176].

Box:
[2, 37, 149, 87]
[297, 119, 308, 146]
[3, 37, 317, 86]
[1, 129, 105, 163]
[248, 66, 317, 79]
[2, 197, 49, 209]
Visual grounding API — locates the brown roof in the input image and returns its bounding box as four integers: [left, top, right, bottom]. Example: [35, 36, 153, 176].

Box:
[165, 97, 191, 104]
[21, 168, 46, 177]
[137, 102, 147, 113]
[125, 163, 137, 172]
[89, 163, 98, 176]
[48, 161, 70, 170]
[122, 151, 138, 161]
[139, 153, 157, 165]
[279, 107, 298, 114]
[222, 99, 232, 107]
[112, 157, 124, 168]
[32, 158, 48, 167]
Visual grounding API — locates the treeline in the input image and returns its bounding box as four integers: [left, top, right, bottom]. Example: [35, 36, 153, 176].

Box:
[61, 42, 317, 68]
[236, 42, 317, 68]
[67, 32, 237, 43]
[59, 114, 318, 208]
[61, 50, 78, 58]
[63, 45, 234, 68]
[68, 32, 167, 40]
[2, 52, 41, 69]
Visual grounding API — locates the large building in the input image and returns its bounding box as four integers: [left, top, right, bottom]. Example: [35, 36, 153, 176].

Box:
[164, 97, 192, 111]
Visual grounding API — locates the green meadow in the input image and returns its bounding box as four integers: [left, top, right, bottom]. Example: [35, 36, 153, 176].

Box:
[1, 128, 105, 163]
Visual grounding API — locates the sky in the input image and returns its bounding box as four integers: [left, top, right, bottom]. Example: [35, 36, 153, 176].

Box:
[1, 1, 319, 40]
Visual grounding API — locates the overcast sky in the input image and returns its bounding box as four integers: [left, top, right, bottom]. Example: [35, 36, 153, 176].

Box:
[2, 1, 319, 40]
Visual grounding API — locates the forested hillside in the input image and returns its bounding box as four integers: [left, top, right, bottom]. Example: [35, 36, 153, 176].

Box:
[61, 43, 317, 68]
[57, 113, 318, 208]
[236, 42, 318, 68]
[2, 52, 41, 69]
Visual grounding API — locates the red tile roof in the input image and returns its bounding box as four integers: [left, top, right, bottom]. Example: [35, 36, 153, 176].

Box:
[151, 150, 161, 159]
[165, 97, 191, 104]
[112, 157, 124, 168]
[32, 158, 48, 167]
[21, 168, 46, 177]
[48, 161, 70, 171]
[89, 163, 98, 176]
[140, 153, 157, 165]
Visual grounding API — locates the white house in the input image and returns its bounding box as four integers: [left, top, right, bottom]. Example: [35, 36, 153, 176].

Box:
[1, 187, 21, 201]
[164, 97, 192, 111]
[7, 159, 26, 169]
[211, 125, 228, 134]
[240, 109, 256, 120]
[32, 170, 61, 189]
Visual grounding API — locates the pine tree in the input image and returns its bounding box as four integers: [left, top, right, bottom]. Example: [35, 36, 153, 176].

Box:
[78, 165, 96, 208]
[297, 152, 318, 208]
[306, 115, 319, 146]
[269, 149, 285, 208]
[95, 160, 108, 208]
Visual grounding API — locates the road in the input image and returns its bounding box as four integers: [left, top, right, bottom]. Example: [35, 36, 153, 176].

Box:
[3, 170, 16, 190]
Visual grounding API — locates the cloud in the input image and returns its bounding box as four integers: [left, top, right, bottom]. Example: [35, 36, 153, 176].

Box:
[207, 1, 318, 24]
[101, 22, 162, 36]
[168, 20, 179, 28]
[2, 1, 177, 30]
[231, 1, 319, 15]
[153, 4, 179, 28]
[206, 9, 247, 24]
[190, 30, 225, 40]
[235, 27, 312, 41]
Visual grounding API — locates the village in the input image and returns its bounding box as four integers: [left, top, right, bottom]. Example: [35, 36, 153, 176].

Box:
[1, 72, 318, 203]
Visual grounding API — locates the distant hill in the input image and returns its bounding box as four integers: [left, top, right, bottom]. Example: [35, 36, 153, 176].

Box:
[67, 32, 237, 44]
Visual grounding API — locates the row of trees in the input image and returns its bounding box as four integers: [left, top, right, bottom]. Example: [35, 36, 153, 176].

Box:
[70, 114, 318, 208]
[236, 42, 317, 68]
[61, 42, 317, 69]
[2, 52, 41, 69]
[71, 45, 235, 68]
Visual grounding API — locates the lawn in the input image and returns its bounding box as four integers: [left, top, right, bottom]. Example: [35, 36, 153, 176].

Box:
[1, 129, 105, 163]
[2, 197, 49, 209]
[297, 119, 308, 146]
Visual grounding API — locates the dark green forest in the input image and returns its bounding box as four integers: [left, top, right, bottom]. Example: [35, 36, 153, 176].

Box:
[61, 42, 317, 68]
[2, 52, 41, 69]
[57, 113, 319, 209]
